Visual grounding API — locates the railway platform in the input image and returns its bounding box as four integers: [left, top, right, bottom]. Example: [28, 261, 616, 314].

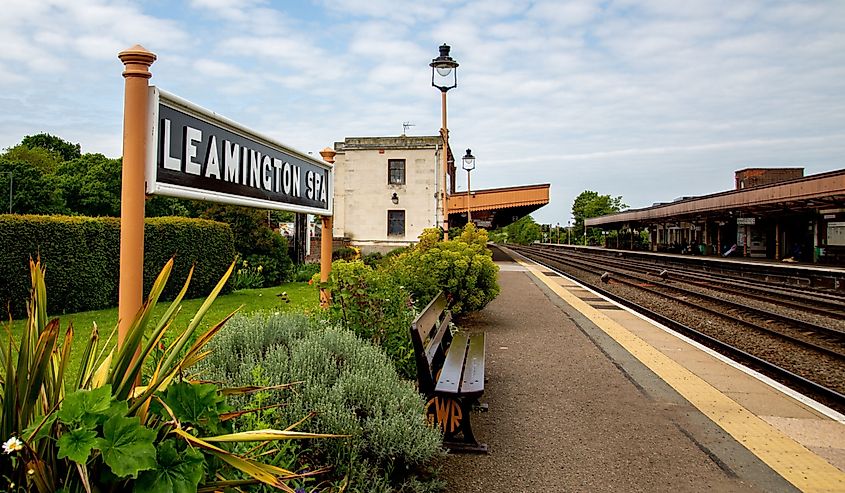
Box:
[440, 246, 845, 492]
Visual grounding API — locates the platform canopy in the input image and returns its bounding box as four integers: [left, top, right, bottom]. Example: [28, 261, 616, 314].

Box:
[586, 170, 845, 228]
[447, 183, 550, 229]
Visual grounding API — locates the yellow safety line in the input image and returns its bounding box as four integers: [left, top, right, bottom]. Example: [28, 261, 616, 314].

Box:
[515, 257, 845, 493]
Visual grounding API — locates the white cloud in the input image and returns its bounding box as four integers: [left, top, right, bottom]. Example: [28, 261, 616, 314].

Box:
[0, 0, 842, 225]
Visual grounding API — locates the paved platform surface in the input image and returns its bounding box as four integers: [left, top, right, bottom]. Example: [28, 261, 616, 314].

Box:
[440, 247, 844, 492]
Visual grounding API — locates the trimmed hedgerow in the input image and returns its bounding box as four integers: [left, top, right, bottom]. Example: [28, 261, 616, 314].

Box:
[0, 214, 235, 317]
[143, 216, 236, 300]
[196, 312, 445, 493]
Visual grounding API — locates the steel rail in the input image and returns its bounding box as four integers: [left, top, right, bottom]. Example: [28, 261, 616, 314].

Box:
[523, 247, 845, 344]
[538, 244, 845, 305]
[522, 247, 845, 359]
[536, 246, 845, 319]
[507, 246, 845, 409]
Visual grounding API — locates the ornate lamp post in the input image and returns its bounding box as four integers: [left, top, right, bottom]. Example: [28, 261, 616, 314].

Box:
[431, 43, 459, 239]
[461, 149, 475, 224]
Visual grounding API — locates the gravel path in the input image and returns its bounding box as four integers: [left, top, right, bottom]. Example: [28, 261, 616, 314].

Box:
[439, 256, 764, 492]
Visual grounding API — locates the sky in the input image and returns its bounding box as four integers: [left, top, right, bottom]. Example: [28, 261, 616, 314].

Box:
[1, 0, 844, 225]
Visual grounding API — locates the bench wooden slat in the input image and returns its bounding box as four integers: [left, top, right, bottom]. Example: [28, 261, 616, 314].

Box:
[460, 333, 485, 397]
[425, 310, 452, 366]
[435, 332, 468, 394]
[411, 293, 447, 340]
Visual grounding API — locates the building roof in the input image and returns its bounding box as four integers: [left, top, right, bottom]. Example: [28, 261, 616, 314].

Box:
[586, 169, 845, 227]
[448, 184, 551, 214]
[333, 135, 441, 151]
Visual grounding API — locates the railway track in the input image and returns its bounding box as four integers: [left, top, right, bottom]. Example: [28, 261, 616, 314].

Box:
[509, 244, 845, 411]
[536, 245, 845, 318]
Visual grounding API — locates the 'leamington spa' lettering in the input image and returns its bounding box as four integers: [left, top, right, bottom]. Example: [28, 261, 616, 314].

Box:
[160, 118, 328, 203]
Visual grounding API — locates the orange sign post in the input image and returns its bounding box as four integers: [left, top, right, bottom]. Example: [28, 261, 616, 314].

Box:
[318, 147, 336, 306]
[117, 45, 156, 348]
[116, 44, 336, 349]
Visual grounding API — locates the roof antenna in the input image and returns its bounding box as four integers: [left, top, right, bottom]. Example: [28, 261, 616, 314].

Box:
[402, 121, 415, 135]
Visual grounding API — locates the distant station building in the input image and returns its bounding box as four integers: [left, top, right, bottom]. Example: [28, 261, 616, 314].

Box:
[586, 168, 845, 265]
[326, 135, 550, 254]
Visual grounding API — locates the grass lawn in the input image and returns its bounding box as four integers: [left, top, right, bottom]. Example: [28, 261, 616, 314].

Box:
[7, 282, 319, 384]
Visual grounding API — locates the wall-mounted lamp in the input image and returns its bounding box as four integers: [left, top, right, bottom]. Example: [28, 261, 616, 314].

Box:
[391, 192, 399, 204]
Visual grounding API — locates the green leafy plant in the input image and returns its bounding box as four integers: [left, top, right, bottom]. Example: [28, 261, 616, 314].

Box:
[293, 263, 321, 283]
[1, 257, 339, 492]
[331, 246, 359, 261]
[361, 252, 383, 267]
[232, 258, 265, 291]
[390, 224, 499, 314]
[315, 260, 416, 378]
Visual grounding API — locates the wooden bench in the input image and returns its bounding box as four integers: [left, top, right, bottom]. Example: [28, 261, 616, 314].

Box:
[410, 292, 488, 453]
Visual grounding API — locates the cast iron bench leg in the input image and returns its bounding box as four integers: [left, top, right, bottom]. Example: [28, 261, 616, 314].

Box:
[426, 394, 489, 454]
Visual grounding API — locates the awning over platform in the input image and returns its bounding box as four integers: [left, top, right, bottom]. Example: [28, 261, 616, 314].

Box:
[586, 170, 845, 227]
[448, 184, 550, 229]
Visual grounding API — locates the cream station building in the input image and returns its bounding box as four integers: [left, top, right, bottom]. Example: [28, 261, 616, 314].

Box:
[329, 135, 445, 253]
[325, 135, 550, 255]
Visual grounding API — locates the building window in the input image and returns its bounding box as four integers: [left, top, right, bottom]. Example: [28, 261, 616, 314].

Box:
[388, 159, 405, 185]
[388, 210, 405, 236]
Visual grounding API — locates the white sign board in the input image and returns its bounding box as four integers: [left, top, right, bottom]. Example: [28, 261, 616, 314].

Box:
[736, 217, 756, 225]
[146, 88, 333, 216]
[828, 222, 845, 246]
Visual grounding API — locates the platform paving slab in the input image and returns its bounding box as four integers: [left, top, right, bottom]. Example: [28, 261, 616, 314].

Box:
[439, 253, 788, 492]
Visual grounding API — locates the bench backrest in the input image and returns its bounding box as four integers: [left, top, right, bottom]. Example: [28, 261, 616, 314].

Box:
[410, 292, 452, 396]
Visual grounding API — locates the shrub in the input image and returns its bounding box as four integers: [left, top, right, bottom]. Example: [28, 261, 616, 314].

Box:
[317, 260, 416, 378]
[144, 217, 237, 300]
[362, 251, 383, 267]
[383, 245, 412, 261]
[231, 258, 265, 290]
[392, 225, 499, 314]
[293, 262, 321, 282]
[195, 312, 445, 493]
[246, 250, 294, 287]
[0, 215, 235, 317]
[1, 258, 334, 492]
[332, 246, 359, 261]
[199, 205, 295, 286]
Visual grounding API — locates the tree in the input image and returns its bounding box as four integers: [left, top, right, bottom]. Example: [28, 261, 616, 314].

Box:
[21, 133, 82, 162]
[56, 154, 122, 216]
[0, 158, 65, 214]
[496, 215, 542, 245]
[571, 190, 627, 245]
[200, 205, 294, 285]
[1, 145, 64, 174]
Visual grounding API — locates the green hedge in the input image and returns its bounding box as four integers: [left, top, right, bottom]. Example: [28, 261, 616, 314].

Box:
[0, 214, 236, 317]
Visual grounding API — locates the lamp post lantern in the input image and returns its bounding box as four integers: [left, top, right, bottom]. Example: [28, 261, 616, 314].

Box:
[567, 220, 571, 244]
[431, 43, 459, 239]
[461, 149, 475, 224]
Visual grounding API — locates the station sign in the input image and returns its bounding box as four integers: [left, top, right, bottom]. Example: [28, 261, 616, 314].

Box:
[736, 217, 756, 225]
[145, 87, 333, 216]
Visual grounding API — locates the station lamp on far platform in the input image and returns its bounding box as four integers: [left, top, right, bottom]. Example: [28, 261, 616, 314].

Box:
[462, 149, 475, 223]
[431, 43, 459, 239]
